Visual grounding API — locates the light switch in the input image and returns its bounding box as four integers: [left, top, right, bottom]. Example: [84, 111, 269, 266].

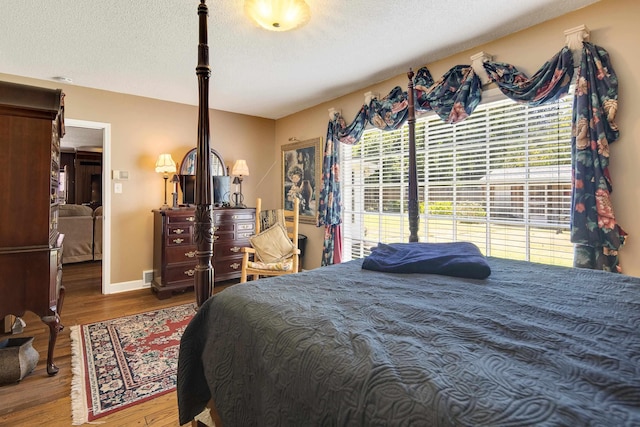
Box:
[114, 182, 123, 194]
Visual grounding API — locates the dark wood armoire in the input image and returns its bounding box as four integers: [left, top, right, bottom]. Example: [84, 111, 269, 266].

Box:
[0, 81, 66, 376]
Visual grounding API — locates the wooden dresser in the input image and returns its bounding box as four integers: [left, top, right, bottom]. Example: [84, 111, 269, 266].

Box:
[0, 81, 66, 376]
[151, 207, 255, 299]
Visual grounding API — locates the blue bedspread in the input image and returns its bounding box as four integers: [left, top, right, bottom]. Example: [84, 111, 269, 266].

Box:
[178, 257, 640, 426]
[362, 241, 491, 279]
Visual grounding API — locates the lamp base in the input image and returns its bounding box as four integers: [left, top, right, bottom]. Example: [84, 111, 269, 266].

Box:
[232, 192, 245, 209]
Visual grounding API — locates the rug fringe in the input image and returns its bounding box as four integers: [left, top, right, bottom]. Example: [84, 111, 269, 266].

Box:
[70, 325, 91, 425]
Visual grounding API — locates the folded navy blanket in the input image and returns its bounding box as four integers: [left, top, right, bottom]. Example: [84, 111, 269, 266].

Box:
[362, 242, 491, 279]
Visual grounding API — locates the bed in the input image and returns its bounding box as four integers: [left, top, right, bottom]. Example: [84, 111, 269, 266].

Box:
[179, 257, 640, 425]
[179, 1, 640, 425]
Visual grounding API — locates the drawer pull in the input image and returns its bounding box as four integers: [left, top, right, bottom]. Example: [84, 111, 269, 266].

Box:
[230, 246, 241, 253]
[173, 238, 185, 244]
[232, 215, 239, 219]
[186, 216, 195, 222]
[239, 232, 252, 238]
[185, 251, 196, 258]
[238, 224, 253, 230]
[230, 263, 240, 269]
[213, 235, 219, 241]
[184, 269, 195, 277]
[174, 228, 185, 234]
[213, 226, 219, 232]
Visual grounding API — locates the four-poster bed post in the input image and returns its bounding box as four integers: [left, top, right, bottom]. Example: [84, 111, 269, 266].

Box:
[407, 69, 419, 242]
[194, 0, 214, 306]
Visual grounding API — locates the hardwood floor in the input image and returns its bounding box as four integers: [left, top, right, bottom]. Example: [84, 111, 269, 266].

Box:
[0, 261, 234, 427]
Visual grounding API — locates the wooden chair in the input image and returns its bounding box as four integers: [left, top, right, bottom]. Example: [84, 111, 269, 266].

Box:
[240, 198, 300, 282]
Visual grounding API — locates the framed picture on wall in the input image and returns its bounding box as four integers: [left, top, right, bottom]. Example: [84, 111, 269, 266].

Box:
[281, 137, 322, 224]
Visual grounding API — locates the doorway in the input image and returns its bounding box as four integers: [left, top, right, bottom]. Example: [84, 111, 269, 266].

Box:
[63, 119, 111, 294]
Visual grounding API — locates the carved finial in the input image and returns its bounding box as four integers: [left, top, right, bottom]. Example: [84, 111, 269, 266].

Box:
[407, 68, 415, 81]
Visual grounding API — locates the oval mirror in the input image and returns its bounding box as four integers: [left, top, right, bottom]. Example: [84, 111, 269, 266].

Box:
[179, 148, 226, 176]
[178, 148, 229, 206]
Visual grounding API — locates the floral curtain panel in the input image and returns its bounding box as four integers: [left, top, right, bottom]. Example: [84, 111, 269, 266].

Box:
[570, 42, 626, 272]
[484, 43, 626, 272]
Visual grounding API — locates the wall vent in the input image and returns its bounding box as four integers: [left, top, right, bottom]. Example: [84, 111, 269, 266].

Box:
[143, 270, 153, 285]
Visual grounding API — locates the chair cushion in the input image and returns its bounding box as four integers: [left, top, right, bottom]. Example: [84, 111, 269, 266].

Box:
[249, 223, 295, 263]
[247, 258, 294, 271]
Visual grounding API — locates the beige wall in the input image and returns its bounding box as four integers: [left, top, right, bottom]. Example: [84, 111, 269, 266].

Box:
[275, 0, 640, 277]
[0, 73, 275, 286]
[2, 0, 637, 286]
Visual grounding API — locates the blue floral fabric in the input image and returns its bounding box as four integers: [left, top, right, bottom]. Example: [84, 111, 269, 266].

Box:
[483, 46, 574, 106]
[413, 66, 435, 110]
[367, 86, 409, 131]
[317, 66, 480, 265]
[416, 65, 482, 123]
[317, 46, 626, 271]
[570, 42, 626, 272]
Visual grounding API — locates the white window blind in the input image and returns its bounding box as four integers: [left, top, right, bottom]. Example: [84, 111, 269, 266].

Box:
[342, 92, 574, 267]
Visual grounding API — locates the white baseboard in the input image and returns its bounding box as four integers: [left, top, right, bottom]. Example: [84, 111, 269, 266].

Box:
[105, 280, 150, 294]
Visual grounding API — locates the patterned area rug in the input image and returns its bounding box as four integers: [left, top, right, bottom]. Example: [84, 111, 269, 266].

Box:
[70, 303, 196, 425]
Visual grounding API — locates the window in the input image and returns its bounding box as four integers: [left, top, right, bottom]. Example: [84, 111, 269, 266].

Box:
[342, 90, 574, 267]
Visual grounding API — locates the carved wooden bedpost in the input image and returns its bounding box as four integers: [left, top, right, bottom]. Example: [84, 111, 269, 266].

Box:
[194, 0, 214, 306]
[407, 69, 419, 242]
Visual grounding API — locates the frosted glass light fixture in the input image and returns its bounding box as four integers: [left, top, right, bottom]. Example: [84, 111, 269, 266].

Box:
[245, 0, 310, 32]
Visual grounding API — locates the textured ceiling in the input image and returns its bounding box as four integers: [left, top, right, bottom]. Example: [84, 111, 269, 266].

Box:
[0, 0, 598, 121]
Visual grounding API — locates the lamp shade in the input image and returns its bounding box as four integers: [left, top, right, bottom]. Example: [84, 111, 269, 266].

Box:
[155, 153, 176, 174]
[244, 0, 310, 32]
[231, 159, 250, 176]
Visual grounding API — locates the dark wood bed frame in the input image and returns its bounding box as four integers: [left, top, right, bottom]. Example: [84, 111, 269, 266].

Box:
[194, 0, 215, 307]
[192, 0, 421, 307]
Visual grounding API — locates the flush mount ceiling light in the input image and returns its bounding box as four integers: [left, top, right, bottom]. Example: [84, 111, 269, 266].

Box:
[245, 0, 310, 32]
[52, 76, 73, 84]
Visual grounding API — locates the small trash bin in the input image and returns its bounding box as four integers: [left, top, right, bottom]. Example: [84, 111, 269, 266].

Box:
[297, 234, 307, 270]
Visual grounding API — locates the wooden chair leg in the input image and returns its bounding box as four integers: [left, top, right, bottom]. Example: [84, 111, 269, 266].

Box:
[240, 252, 249, 283]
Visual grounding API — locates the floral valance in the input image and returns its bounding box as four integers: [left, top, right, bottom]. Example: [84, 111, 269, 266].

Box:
[416, 65, 482, 123]
[483, 46, 574, 106]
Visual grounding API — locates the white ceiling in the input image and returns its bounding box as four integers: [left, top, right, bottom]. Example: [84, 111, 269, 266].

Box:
[0, 0, 598, 122]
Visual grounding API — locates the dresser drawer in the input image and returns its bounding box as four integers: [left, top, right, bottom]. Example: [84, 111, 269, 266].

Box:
[165, 245, 197, 263]
[214, 222, 235, 233]
[164, 264, 196, 284]
[166, 234, 193, 246]
[168, 224, 192, 236]
[215, 257, 243, 275]
[215, 210, 255, 223]
[167, 212, 196, 224]
[215, 241, 248, 257]
[236, 222, 255, 233]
